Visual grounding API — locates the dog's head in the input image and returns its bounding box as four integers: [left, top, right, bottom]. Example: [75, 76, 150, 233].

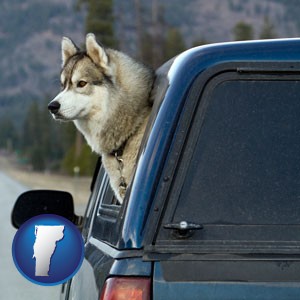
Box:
[48, 33, 113, 121]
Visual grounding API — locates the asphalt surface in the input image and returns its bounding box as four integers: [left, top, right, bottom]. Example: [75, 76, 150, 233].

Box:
[0, 171, 61, 299]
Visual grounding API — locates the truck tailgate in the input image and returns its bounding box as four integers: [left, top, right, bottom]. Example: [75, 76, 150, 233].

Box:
[153, 261, 300, 300]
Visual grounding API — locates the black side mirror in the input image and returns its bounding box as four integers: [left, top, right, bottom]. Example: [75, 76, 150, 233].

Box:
[11, 190, 82, 229]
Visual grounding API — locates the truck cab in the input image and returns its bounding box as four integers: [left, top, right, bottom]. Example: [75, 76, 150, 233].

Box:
[13, 39, 300, 299]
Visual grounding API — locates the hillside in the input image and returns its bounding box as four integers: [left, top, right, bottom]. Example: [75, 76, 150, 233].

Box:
[0, 0, 84, 124]
[1, 0, 300, 127]
[115, 0, 300, 55]
[180, 0, 299, 44]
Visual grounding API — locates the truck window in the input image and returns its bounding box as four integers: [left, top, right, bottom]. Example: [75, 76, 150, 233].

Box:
[158, 73, 300, 250]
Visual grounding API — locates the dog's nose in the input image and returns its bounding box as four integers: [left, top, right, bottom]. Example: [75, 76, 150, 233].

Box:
[48, 101, 61, 114]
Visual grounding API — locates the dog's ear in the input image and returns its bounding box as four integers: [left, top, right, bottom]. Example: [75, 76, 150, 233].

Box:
[86, 33, 109, 70]
[61, 37, 78, 66]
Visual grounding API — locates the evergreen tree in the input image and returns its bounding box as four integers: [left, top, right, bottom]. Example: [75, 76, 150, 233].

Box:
[0, 118, 18, 151]
[151, 0, 166, 68]
[61, 142, 98, 176]
[21, 101, 45, 170]
[259, 16, 277, 39]
[78, 0, 117, 48]
[21, 102, 40, 151]
[138, 2, 167, 68]
[164, 28, 186, 61]
[233, 21, 254, 41]
[140, 32, 155, 66]
[39, 100, 66, 169]
[20, 99, 66, 171]
[30, 145, 45, 171]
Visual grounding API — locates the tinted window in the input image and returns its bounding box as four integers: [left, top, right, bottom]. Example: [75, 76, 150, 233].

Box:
[176, 80, 300, 225]
[159, 76, 300, 246]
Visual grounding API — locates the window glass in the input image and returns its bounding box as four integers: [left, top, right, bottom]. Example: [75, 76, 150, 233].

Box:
[174, 80, 300, 227]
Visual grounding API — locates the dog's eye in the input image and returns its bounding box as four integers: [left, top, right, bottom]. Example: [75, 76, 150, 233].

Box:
[77, 81, 87, 88]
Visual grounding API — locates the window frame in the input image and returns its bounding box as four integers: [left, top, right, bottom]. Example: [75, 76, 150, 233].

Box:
[144, 62, 300, 256]
[87, 166, 123, 246]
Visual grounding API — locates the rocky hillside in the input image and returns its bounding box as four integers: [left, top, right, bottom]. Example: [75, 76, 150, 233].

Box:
[180, 0, 299, 44]
[116, 0, 300, 54]
[1, 0, 300, 126]
[0, 0, 84, 123]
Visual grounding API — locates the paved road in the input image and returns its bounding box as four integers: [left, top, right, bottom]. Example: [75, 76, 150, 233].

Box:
[0, 171, 61, 299]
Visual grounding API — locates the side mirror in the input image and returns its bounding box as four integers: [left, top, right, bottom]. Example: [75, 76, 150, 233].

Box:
[11, 190, 82, 229]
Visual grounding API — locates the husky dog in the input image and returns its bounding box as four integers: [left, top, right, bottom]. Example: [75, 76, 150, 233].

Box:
[48, 33, 154, 203]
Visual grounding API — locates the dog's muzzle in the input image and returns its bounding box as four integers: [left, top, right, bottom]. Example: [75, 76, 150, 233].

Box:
[48, 101, 61, 114]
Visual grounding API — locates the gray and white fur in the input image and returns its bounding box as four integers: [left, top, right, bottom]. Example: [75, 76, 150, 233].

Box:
[48, 33, 154, 203]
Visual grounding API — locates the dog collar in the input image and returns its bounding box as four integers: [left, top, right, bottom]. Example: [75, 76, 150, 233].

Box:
[110, 140, 127, 157]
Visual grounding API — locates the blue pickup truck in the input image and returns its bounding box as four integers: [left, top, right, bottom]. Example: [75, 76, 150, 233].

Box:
[12, 39, 300, 299]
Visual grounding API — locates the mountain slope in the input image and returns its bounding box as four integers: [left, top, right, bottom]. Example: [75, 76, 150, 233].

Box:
[0, 0, 84, 124]
[1, 0, 300, 126]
